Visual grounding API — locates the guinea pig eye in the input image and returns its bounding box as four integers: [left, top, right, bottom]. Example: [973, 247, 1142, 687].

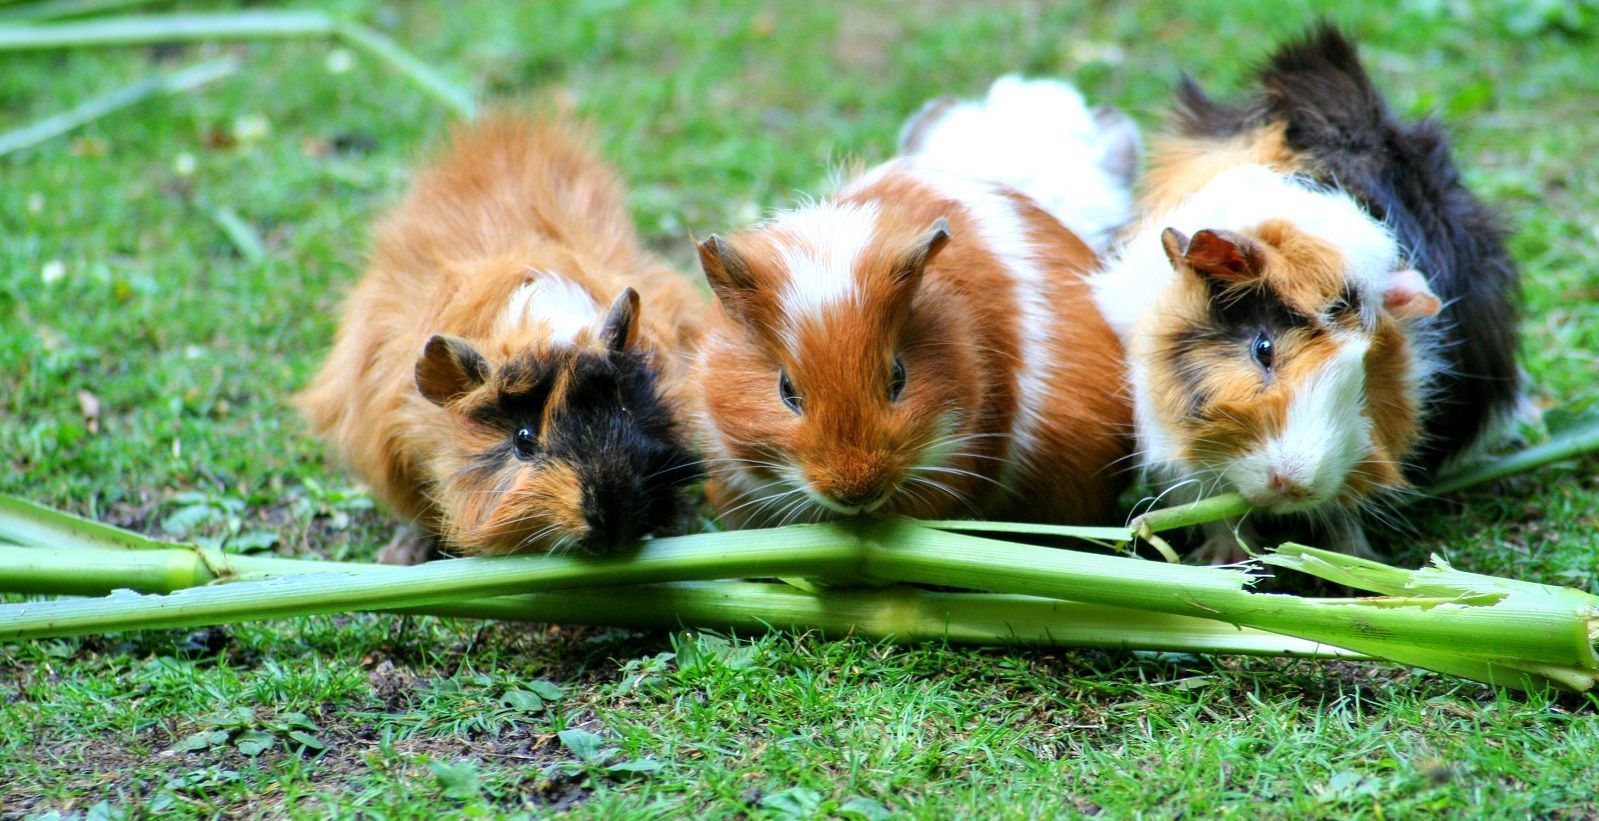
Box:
[778, 370, 803, 415]
[1250, 331, 1275, 371]
[512, 426, 537, 460]
[888, 356, 907, 402]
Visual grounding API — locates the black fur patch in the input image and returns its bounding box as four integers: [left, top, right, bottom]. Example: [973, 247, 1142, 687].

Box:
[1174, 23, 1522, 477]
[1165, 286, 1312, 418]
[470, 347, 700, 553]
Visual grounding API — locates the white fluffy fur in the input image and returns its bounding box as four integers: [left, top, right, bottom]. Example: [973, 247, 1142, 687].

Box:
[768, 202, 881, 348]
[1092, 165, 1400, 344]
[1094, 165, 1414, 505]
[1226, 336, 1373, 511]
[500, 272, 598, 345]
[898, 75, 1139, 253]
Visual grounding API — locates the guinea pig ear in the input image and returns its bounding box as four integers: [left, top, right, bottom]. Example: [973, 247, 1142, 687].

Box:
[895, 217, 952, 290]
[697, 235, 758, 317]
[1181, 228, 1265, 286]
[415, 334, 490, 406]
[1160, 227, 1190, 267]
[1382, 268, 1442, 320]
[599, 287, 642, 353]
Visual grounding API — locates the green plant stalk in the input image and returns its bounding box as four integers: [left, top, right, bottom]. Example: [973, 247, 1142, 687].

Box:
[1426, 422, 1599, 497]
[0, 523, 861, 640]
[0, 546, 1359, 658]
[4, 520, 1596, 690]
[0, 493, 179, 551]
[869, 524, 1598, 690]
[1129, 493, 1255, 534]
[0, 12, 473, 118]
[0, 55, 238, 158]
[919, 494, 1255, 563]
[915, 520, 1134, 545]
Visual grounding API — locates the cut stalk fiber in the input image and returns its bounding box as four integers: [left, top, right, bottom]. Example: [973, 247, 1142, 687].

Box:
[0, 546, 1356, 659]
[0, 11, 474, 118]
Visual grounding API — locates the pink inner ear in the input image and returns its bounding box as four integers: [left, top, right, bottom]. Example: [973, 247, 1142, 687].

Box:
[1383, 268, 1442, 319]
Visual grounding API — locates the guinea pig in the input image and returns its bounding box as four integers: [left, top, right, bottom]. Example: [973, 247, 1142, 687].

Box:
[1092, 26, 1521, 560]
[692, 78, 1135, 528]
[297, 112, 704, 561]
[1172, 24, 1522, 477]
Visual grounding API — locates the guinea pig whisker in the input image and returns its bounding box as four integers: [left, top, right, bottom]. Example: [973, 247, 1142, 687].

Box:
[911, 463, 1005, 490]
[759, 488, 817, 529]
[905, 474, 980, 516]
[1106, 449, 1150, 471]
[511, 523, 564, 553]
[700, 456, 793, 473]
[774, 494, 824, 528]
[1127, 476, 1207, 524]
[717, 483, 808, 525]
[642, 460, 704, 483]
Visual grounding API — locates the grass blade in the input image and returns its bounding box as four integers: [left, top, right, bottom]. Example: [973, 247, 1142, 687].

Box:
[200, 202, 267, 264]
[333, 22, 474, 119]
[0, 11, 472, 118]
[0, 55, 236, 158]
[0, 11, 334, 49]
[0, 0, 160, 22]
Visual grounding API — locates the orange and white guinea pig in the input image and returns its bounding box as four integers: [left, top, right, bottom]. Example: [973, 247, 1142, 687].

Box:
[692, 77, 1138, 527]
[298, 111, 704, 561]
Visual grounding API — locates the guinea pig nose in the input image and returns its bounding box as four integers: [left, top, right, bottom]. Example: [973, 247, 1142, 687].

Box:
[1267, 472, 1312, 501]
[580, 485, 642, 554]
[834, 484, 889, 510]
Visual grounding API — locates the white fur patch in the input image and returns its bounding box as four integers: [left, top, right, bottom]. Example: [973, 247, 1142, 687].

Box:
[1225, 336, 1373, 511]
[500, 273, 599, 345]
[766, 202, 881, 346]
[1091, 165, 1400, 344]
[899, 75, 1138, 253]
[1094, 166, 1405, 498]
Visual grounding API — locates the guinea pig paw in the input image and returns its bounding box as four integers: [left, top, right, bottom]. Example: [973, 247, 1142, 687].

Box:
[1192, 535, 1251, 566]
[377, 524, 441, 566]
[1190, 520, 1258, 566]
[1320, 519, 1386, 562]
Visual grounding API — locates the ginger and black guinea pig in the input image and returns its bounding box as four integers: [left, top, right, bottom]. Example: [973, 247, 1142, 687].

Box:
[1091, 25, 1522, 561]
[691, 77, 1140, 528]
[299, 111, 704, 562]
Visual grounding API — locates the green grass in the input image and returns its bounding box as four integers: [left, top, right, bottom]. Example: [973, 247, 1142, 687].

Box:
[3, 0, 1598, 816]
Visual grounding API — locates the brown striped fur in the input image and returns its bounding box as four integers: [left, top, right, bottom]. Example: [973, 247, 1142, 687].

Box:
[694, 163, 1131, 526]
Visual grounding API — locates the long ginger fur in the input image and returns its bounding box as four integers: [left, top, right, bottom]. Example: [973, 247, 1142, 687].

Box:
[297, 112, 703, 554]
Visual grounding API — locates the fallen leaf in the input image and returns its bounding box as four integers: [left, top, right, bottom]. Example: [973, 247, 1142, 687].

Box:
[234, 730, 275, 756]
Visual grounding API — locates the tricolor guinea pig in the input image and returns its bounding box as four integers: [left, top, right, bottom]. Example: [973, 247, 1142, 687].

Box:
[298, 112, 703, 561]
[692, 78, 1137, 527]
[1091, 26, 1521, 560]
